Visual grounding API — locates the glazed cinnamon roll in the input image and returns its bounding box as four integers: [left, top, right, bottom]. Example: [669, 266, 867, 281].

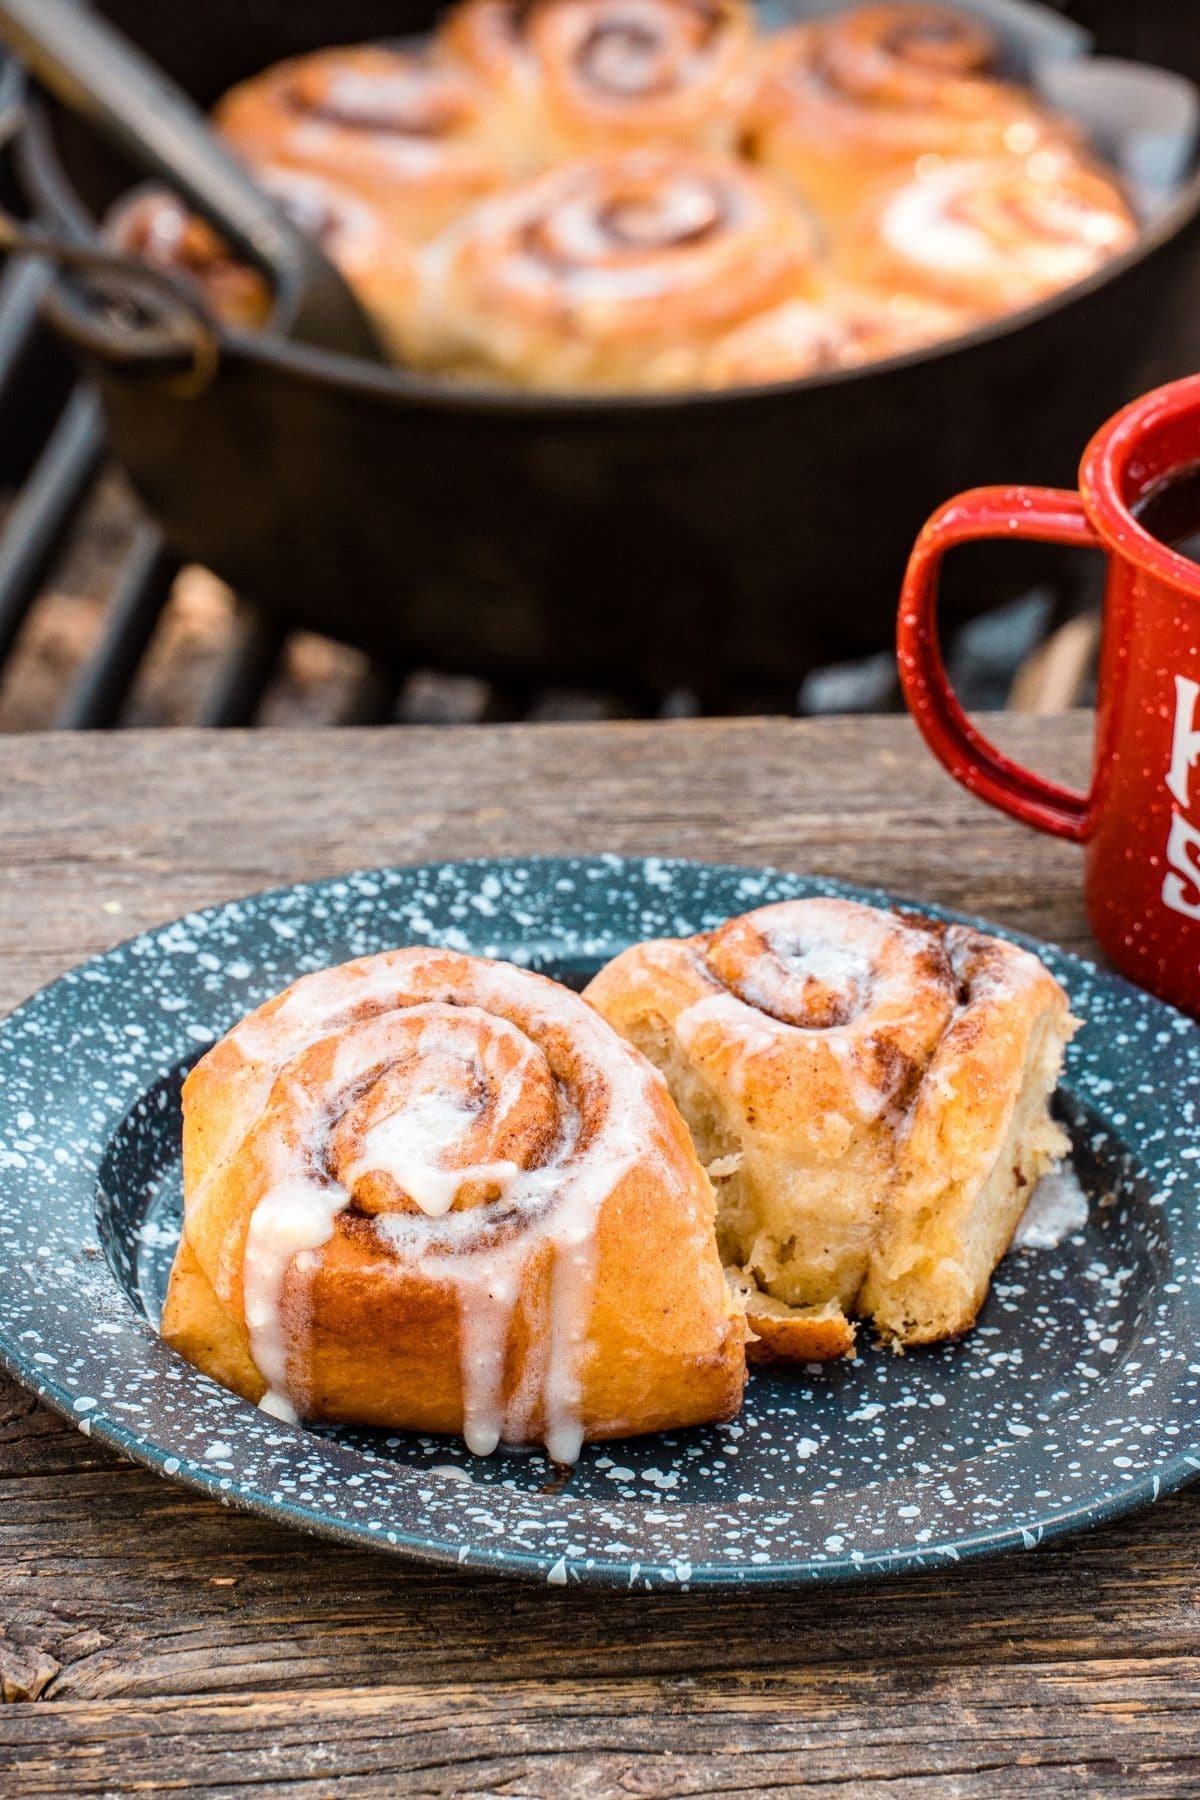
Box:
[439, 0, 755, 161]
[585, 899, 1076, 1356]
[112, 168, 424, 361]
[162, 948, 746, 1459]
[428, 148, 819, 390]
[215, 45, 510, 240]
[744, 4, 1065, 225]
[837, 151, 1137, 318]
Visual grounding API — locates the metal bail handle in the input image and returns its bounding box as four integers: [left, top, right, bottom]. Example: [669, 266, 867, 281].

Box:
[0, 207, 222, 391]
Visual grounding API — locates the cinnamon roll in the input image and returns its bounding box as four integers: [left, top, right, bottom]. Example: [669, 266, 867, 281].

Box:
[441, 0, 756, 160]
[585, 899, 1077, 1356]
[837, 150, 1137, 318]
[111, 168, 424, 361]
[744, 4, 1066, 226]
[428, 148, 819, 390]
[162, 948, 746, 1459]
[215, 45, 510, 240]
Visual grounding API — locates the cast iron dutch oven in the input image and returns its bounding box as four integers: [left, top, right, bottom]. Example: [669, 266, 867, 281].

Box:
[14, 0, 1200, 699]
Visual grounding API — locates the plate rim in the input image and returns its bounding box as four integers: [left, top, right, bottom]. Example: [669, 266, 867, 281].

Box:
[1, 851, 1198, 1590]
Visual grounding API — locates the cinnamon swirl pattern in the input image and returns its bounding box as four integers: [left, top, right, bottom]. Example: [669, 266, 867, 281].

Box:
[585, 898, 1076, 1356]
[440, 0, 756, 158]
[837, 151, 1137, 318]
[430, 148, 819, 389]
[744, 4, 1065, 226]
[162, 948, 746, 1460]
[215, 46, 511, 241]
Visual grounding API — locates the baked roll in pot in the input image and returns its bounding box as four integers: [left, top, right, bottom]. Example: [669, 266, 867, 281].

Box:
[216, 45, 512, 240]
[745, 3, 1064, 227]
[585, 898, 1077, 1358]
[439, 0, 756, 161]
[162, 948, 746, 1461]
[702, 282, 967, 385]
[837, 151, 1138, 320]
[428, 146, 819, 389]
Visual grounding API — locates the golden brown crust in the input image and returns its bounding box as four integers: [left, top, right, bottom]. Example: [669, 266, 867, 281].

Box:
[163, 947, 746, 1456]
[586, 898, 1077, 1357]
[726, 1270, 857, 1363]
[112, 1, 1135, 393]
[107, 189, 274, 330]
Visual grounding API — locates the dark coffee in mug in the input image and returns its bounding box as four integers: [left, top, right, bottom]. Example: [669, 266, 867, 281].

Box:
[1134, 460, 1200, 566]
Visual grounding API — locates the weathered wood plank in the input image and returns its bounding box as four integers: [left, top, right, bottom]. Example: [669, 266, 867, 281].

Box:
[2, 1398, 1200, 1705]
[3, 1661, 1200, 1797]
[0, 717, 1095, 1020]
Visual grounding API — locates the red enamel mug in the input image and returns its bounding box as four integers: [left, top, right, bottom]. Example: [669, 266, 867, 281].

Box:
[898, 373, 1200, 1018]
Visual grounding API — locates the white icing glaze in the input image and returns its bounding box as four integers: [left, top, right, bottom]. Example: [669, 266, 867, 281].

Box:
[207, 952, 664, 1461]
[881, 160, 1130, 291]
[1013, 1162, 1089, 1250]
[255, 165, 387, 263]
[737, 923, 872, 1016]
[882, 172, 994, 272]
[343, 1093, 521, 1218]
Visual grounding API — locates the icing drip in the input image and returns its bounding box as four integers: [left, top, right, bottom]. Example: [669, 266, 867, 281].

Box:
[212, 952, 661, 1460]
[1013, 1162, 1089, 1250]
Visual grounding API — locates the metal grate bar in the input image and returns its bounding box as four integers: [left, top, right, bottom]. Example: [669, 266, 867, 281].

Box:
[477, 682, 535, 724]
[198, 609, 285, 726]
[55, 522, 179, 727]
[0, 256, 53, 404]
[0, 383, 103, 666]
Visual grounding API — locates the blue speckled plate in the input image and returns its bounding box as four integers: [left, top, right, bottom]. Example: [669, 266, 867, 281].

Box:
[1, 856, 1199, 1591]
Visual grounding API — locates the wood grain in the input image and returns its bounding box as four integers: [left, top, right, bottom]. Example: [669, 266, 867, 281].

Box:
[5, 714, 1199, 1799]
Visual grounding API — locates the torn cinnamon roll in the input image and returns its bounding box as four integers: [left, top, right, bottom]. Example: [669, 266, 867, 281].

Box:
[585, 898, 1077, 1356]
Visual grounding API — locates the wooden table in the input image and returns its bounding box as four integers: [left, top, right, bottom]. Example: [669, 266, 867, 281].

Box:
[2, 714, 1198, 1799]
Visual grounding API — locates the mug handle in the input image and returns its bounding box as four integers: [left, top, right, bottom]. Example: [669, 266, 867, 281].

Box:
[897, 484, 1101, 843]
